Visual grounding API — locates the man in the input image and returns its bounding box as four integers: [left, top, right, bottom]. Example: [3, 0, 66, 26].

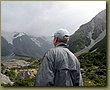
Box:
[35, 29, 83, 86]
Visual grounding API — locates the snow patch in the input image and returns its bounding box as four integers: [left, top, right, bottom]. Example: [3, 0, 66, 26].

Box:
[1, 31, 26, 44]
[14, 33, 25, 39]
[30, 38, 41, 47]
[20, 38, 22, 42]
[87, 20, 95, 45]
[88, 31, 95, 45]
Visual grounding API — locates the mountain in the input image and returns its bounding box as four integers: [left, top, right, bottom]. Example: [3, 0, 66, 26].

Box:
[13, 33, 43, 58]
[1, 32, 53, 58]
[1, 36, 13, 56]
[68, 9, 106, 56]
[68, 9, 107, 86]
[30, 36, 53, 55]
[1, 9, 106, 58]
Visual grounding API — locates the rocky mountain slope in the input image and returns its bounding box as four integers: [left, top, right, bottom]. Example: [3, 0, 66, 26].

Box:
[69, 9, 106, 56]
[68, 9, 106, 86]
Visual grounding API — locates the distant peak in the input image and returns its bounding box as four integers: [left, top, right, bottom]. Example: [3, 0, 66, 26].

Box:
[13, 32, 26, 38]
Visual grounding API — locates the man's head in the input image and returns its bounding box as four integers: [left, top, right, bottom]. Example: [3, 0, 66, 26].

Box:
[53, 28, 69, 46]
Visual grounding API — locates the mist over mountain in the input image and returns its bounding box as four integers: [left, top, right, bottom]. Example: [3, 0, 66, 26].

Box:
[1, 9, 106, 59]
[68, 9, 106, 56]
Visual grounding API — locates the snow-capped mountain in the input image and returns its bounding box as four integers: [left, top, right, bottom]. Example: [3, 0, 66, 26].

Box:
[69, 9, 106, 56]
[1, 32, 53, 58]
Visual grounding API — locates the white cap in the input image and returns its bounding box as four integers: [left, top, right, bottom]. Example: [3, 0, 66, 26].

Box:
[54, 28, 69, 40]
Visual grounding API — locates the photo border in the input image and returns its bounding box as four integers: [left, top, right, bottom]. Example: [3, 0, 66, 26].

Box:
[0, 0, 109, 90]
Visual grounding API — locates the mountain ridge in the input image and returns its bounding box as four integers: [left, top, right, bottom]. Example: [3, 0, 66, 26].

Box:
[1, 32, 53, 58]
[68, 9, 106, 56]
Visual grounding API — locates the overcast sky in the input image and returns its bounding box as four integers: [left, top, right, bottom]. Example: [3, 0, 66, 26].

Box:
[1, 1, 106, 36]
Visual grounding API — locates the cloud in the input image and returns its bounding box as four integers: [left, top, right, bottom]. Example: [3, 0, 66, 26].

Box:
[1, 1, 106, 36]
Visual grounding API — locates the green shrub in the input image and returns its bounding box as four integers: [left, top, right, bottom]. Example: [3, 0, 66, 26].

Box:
[78, 50, 106, 86]
[13, 77, 35, 86]
[5, 70, 16, 81]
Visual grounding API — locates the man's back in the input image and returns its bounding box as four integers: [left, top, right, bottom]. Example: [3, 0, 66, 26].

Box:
[35, 43, 83, 86]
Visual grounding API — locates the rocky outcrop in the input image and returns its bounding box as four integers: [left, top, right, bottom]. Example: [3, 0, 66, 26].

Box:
[1, 73, 14, 85]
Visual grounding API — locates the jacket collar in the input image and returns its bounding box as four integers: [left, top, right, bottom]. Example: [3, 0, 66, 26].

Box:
[56, 42, 68, 48]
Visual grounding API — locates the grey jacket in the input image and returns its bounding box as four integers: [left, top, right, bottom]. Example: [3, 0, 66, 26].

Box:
[35, 43, 83, 86]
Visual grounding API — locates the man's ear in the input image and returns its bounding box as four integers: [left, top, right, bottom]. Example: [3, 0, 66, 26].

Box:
[55, 37, 59, 43]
